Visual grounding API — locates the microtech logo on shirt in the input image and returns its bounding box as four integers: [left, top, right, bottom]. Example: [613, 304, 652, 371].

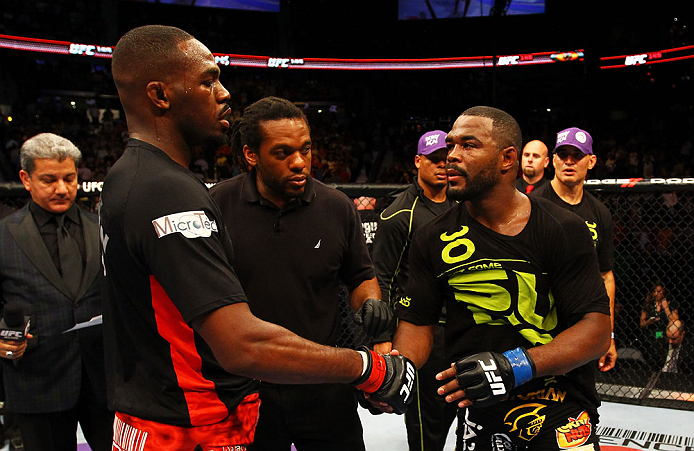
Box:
[152, 211, 218, 239]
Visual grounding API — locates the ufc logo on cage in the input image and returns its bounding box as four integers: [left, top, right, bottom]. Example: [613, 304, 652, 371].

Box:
[479, 359, 506, 396]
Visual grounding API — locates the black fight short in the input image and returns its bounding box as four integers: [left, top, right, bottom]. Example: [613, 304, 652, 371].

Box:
[456, 381, 600, 450]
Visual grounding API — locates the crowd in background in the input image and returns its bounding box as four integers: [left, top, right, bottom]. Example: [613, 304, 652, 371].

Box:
[1, 67, 693, 186]
[1, 0, 693, 187]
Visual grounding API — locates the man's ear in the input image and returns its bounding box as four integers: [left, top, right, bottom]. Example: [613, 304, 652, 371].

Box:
[19, 169, 31, 192]
[414, 154, 422, 170]
[500, 146, 517, 172]
[146, 81, 170, 110]
[243, 145, 258, 168]
[587, 155, 597, 170]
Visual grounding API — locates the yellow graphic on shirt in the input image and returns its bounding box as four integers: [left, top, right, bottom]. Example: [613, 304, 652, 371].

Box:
[447, 266, 557, 345]
[440, 226, 475, 264]
[439, 225, 557, 345]
[585, 221, 598, 246]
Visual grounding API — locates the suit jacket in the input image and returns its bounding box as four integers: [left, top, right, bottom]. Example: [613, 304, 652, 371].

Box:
[0, 203, 108, 413]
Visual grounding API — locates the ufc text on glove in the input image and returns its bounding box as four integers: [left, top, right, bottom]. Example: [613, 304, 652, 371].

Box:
[451, 347, 536, 408]
[353, 346, 416, 414]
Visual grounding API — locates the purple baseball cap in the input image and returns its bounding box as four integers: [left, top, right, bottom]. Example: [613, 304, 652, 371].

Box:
[417, 130, 448, 155]
[553, 127, 593, 155]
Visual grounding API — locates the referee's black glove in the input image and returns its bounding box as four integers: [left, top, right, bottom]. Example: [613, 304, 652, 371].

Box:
[354, 298, 395, 342]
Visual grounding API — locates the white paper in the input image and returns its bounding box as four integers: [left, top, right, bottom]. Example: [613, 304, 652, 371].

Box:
[63, 315, 103, 333]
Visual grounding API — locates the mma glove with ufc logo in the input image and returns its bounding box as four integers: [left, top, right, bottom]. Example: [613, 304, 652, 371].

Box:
[353, 346, 416, 414]
[453, 347, 536, 408]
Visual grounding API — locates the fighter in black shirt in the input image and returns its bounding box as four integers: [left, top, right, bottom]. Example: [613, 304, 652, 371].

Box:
[102, 25, 414, 450]
[381, 107, 611, 450]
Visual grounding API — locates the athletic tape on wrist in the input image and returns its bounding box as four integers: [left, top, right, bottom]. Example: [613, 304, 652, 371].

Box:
[357, 351, 369, 375]
[502, 347, 534, 388]
[355, 350, 387, 393]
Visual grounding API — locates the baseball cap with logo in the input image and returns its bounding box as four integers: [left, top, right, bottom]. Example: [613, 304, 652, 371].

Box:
[417, 130, 448, 156]
[553, 127, 593, 155]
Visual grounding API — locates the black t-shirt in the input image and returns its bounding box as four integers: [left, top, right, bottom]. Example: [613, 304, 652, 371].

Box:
[100, 139, 257, 426]
[397, 196, 609, 410]
[210, 173, 374, 346]
[372, 182, 455, 304]
[532, 182, 614, 273]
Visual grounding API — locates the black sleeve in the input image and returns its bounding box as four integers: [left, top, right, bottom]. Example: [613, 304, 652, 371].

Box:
[395, 227, 442, 326]
[547, 213, 611, 326]
[125, 184, 248, 323]
[371, 205, 410, 303]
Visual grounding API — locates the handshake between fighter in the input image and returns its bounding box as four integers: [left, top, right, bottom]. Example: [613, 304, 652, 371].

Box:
[356, 346, 536, 414]
[352, 346, 416, 415]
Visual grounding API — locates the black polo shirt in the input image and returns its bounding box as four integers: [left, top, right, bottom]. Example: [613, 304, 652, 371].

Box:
[210, 173, 374, 346]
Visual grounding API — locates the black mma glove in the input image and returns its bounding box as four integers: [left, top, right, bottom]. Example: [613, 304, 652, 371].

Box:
[353, 346, 416, 415]
[356, 390, 384, 416]
[453, 347, 536, 408]
[354, 298, 395, 342]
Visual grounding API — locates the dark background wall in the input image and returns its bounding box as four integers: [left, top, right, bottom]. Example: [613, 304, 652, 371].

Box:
[0, 0, 692, 183]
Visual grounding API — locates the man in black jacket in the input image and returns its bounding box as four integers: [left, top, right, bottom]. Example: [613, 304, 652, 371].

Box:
[0, 132, 112, 451]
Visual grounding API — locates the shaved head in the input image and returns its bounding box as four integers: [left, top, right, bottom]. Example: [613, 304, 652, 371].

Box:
[523, 140, 548, 159]
[112, 25, 194, 92]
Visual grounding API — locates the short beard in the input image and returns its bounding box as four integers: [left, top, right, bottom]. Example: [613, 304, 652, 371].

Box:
[446, 164, 498, 202]
[522, 166, 536, 178]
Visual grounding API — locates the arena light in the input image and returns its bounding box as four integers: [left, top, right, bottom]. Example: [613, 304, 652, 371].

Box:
[0, 34, 583, 70]
[600, 44, 694, 69]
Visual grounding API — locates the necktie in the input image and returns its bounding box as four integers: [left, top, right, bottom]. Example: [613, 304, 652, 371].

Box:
[56, 214, 83, 298]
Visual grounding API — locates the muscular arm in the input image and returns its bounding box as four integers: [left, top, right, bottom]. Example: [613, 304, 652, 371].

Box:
[601, 270, 615, 333]
[192, 302, 363, 384]
[349, 277, 381, 311]
[527, 311, 611, 377]
[435, 311, 611, 406]
[391, 320, 435, 369]
[598, 270, 617, 371]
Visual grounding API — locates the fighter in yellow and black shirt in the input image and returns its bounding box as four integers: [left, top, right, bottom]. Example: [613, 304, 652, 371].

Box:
[390, 107, 611, 450]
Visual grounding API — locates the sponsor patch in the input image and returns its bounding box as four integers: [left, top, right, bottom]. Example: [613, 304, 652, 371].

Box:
[504, 403, 546, 441]
[556, 410, 592, 448]
[152, 211, 218, 239]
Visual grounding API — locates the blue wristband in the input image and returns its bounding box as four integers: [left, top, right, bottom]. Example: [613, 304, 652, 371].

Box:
[502, 347, 534, 388]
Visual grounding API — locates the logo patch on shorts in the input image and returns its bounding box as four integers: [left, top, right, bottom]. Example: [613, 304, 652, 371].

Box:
[503, 403, 546, 441]
[152, 211, 218, 239]
[556, 410, 592, 448]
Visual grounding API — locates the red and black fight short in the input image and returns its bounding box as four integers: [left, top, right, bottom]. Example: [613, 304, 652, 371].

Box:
[112, 392, 260, 451]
